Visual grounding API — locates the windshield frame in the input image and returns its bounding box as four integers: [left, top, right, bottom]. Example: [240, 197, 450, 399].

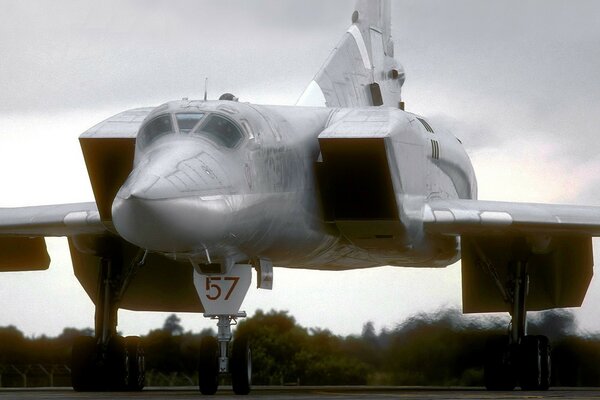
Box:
[174, 112, 206, 134]
[137, 113, 176, 149]
[138, 110, 247, 151]
[190, 113, 245, 149]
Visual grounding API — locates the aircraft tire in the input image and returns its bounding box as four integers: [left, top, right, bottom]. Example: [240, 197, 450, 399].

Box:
[484, 335, 517, 391]
[231, 336, 252, 395]
[198, 336, 219, 395]
[519, 335, 551, 390]
[125, 336, 146, 391]
[105, 335, 129, 390]
[71, 336, 98, 391]
[519, 335, 543, 390]
[537, 335, 551, 390]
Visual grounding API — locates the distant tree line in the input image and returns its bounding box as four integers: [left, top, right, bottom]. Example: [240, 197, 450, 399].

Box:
[0, 309, 599, 387]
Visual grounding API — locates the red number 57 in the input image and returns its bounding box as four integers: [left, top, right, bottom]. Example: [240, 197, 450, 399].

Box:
[205, 277, 240, 301]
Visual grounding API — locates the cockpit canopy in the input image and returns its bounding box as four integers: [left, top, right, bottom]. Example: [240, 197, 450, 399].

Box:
[137, 111, 244, 149]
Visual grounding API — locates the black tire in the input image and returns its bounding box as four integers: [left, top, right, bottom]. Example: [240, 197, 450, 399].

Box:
[71, 336, 98, 391]
[520, 335, 542, 390]
[231, 336, 252, 395]
[106, 335, 129, 390]
[484, 335, 517, 391]
[537, 335, 551, 390]
[125, 336, 145, 391]
[198, 336, 219, 395]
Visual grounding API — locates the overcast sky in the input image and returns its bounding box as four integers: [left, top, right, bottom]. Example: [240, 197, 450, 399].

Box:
[1, 0, 600, 338]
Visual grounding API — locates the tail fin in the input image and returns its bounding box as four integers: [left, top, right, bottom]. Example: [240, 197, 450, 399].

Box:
[297, 0, 405, 108]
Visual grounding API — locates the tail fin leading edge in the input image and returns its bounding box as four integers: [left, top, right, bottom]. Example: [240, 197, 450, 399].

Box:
[297, 0, 404, 108]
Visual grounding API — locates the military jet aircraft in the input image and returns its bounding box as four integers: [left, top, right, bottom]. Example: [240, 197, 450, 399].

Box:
[1, 0, 599, 394]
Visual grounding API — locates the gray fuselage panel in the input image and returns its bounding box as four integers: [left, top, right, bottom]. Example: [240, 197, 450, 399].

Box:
[111, 101, 476, 270]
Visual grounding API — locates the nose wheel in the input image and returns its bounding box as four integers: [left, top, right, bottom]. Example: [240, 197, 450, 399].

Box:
[198, 336, 219, 395]
[231, 336, 252, 395]
[197, 314, 252, 395]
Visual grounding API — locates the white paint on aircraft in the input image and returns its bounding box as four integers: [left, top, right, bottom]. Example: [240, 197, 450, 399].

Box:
[347, 24, 372, 70]
[296, 80, 327, 107]
[480, 211, 513, 225]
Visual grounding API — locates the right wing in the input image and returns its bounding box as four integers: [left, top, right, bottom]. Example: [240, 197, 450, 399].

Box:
[0, 202, 107, 271]
[0, 106, 202, 312]
[296, 0, 404, 108]
[0, 106, 153, 271]
[0, 202, 105, 237]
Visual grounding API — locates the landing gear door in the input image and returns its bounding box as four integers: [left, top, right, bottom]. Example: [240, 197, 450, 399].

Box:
[193, 264, 252, 315]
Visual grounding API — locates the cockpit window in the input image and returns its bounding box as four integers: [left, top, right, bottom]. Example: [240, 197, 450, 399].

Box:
[139, 114, 173, 147]
[176, 113, 205, 134]
[192, 114, 243, 148]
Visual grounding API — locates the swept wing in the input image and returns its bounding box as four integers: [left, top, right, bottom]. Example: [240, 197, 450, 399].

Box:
[424, 199, 600, 313]
[424, 199, 600, 236]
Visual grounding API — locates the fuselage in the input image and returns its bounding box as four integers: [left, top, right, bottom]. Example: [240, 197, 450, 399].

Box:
[111, 100, 477, 271]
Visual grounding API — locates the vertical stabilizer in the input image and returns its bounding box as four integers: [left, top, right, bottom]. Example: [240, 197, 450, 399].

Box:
[297, 0, 405, 108]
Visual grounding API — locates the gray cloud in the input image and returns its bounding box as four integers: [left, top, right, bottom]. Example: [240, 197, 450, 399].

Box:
[0, 0, 354, 113]
[1, 0, 599, 186]
[392, 0, 600, 159]
[2, 0, 599, 198]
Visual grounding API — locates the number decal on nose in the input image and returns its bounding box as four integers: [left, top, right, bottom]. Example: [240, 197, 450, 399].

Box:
[205, 276, 240, 300]
[194, 264, 252, 315]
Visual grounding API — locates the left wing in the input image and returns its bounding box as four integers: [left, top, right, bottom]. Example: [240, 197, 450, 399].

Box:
[423, 199, 600, 313]
[424, 199, 600, 236]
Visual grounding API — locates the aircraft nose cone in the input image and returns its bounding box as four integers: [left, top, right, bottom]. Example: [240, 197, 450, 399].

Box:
[111, 146, 237, 253]
[112, 178, 232, 252]
[112, 195, 186, 253]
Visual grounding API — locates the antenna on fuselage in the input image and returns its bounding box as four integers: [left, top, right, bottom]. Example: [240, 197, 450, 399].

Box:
[203, 77, 208, 101]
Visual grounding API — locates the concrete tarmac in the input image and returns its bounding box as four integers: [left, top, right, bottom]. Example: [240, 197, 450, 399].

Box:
[0, 387, 599, 400]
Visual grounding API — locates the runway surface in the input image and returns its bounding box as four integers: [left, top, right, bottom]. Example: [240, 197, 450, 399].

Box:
[0, 387, 599, 399]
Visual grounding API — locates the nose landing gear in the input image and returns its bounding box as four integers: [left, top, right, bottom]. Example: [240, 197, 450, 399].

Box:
[198, 313, 252, 395]
[194, 261, 268, 395]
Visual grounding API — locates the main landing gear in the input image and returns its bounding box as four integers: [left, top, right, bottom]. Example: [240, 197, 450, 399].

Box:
[70, 250, 268, 394]
[71, 256, 146, 391]
[484, 260, 551, 391]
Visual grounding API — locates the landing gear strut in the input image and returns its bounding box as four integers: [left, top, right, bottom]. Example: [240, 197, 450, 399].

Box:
[484, 260, 551, 391]
[198, 313, 251, 395]
[194, 262, 260, 395]
[71, 255, 146, 391]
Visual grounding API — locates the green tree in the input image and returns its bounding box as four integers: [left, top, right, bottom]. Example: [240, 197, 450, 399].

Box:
[235, 310, 305, 384]
[162, 314, 184, 336]
[235, 310, 368, 385]
[0, 326, 27, 364]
